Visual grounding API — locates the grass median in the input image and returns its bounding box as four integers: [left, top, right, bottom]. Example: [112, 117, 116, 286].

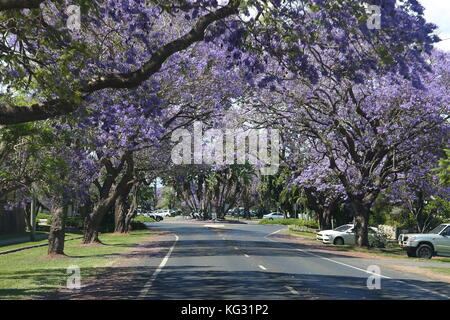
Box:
[0, 230, 156, 300]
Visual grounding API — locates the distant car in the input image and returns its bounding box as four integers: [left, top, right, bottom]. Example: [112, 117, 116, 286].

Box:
[323, 226, 386, 247]
[263, 212, 285, 220]
[399, 224, 450, 259]
[317, 224, 354, 241]
[191, 212, 201, 219]
[144, 213, 163, 222]
[155, 210, 171, 217]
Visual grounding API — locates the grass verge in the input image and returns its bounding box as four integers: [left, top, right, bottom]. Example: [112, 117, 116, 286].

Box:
[289, 230, 317, 238]
[0, 230, 156, 300]
[425, 267, 450, 275]
[0, 232, 81, 252]
[287, 229, 450, 263]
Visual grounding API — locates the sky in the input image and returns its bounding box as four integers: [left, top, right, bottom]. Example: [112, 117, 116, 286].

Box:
[419, 0, 450, 51]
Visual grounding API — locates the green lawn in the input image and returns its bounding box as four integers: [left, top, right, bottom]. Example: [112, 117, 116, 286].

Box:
[0, 232, 81, 252]
[0, 230, 156, 300]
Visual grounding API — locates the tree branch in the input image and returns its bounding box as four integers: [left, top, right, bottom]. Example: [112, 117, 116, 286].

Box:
[0, 0, 45, 11]
[0, 0, 241, 125]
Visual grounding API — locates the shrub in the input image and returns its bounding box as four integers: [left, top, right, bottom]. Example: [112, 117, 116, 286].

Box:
[130, 221, 147, 230]
[36, 213, 52, 224]
[259, 218, 319, 229]
[133, 216, 156, 223]
[65, 216, 84, 230]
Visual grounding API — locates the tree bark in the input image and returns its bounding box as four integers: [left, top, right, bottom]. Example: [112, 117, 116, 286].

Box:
[318, 206, 333, 231]
[125, 183, 139, 231]
[48, 205, 66, 255]
[114, 192, 129, 233]
[83, 154, 134, 243]
[304, 188, 338, 231]
[0, 0, 44, 11]
[351, 198, 370, 247]
[83, 200, 110, 243]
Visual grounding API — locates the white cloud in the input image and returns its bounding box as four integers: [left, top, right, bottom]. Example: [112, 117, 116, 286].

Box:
[419, 0, 450, 51]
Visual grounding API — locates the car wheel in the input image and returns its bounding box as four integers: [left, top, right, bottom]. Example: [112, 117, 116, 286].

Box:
[333, 237, 344, 245]
[416, 244, 433, 259]
[406, 249, 416, 258]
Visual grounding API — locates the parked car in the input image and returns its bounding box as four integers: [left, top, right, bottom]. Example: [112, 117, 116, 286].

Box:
[323, 226, 386, 247]
[191, 212, 201, 219]
[154, 209, 171, 217]
[399, 223, 450, 259]
[316, 224, 354, 241]
[144, 213, 163, 222]
[263, 212, 285, 220]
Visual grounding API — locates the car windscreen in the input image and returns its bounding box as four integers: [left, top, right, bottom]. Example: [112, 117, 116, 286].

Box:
[428, 224, 447, 234]
[334, 225, 352, 232]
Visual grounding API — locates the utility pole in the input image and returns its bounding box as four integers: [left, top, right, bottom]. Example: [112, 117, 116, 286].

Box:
[154, 178, 158, 210]
[30, 193, 37, 242]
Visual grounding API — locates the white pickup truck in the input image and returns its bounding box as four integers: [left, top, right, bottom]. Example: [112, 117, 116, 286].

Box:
[399, 223, 450, 259]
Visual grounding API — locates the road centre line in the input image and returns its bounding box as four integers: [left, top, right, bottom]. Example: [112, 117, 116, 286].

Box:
[285, 285, 299, 295]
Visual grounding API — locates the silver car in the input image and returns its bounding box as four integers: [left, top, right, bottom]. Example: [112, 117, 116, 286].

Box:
[263, 212, 285, 220]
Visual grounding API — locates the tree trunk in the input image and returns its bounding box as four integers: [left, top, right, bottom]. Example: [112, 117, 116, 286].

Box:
[48, 205, 66, 255]
[124, 184, 139, 232]
[114, 180, 136, 233]
[351, 199, 370, 247]
[304, 189, 338, 231]
[83, 153, 135, 243]
[114, 193, 128, 233]
[318, 206, 333, 230]
[83, 204, 108, 244]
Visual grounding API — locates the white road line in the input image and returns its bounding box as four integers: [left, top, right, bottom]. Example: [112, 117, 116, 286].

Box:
[258, 265, 267, 271]
[139, 234, 179, 298]
[295, 248, 391, 279]
[265, 228, 284, 238]
[293, 244, 450, 299]
[244, 254, 250, 258]
[234, 246, 239, 250]
[285, 286, 299, 295]
[267, 236, 449, 299]
[394, 280, 450, 299]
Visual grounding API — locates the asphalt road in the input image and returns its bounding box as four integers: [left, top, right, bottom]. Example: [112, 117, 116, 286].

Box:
[138, 221, 450, 300]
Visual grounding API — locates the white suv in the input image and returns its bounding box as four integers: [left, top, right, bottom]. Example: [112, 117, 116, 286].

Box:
[399, 224, 450, 259]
